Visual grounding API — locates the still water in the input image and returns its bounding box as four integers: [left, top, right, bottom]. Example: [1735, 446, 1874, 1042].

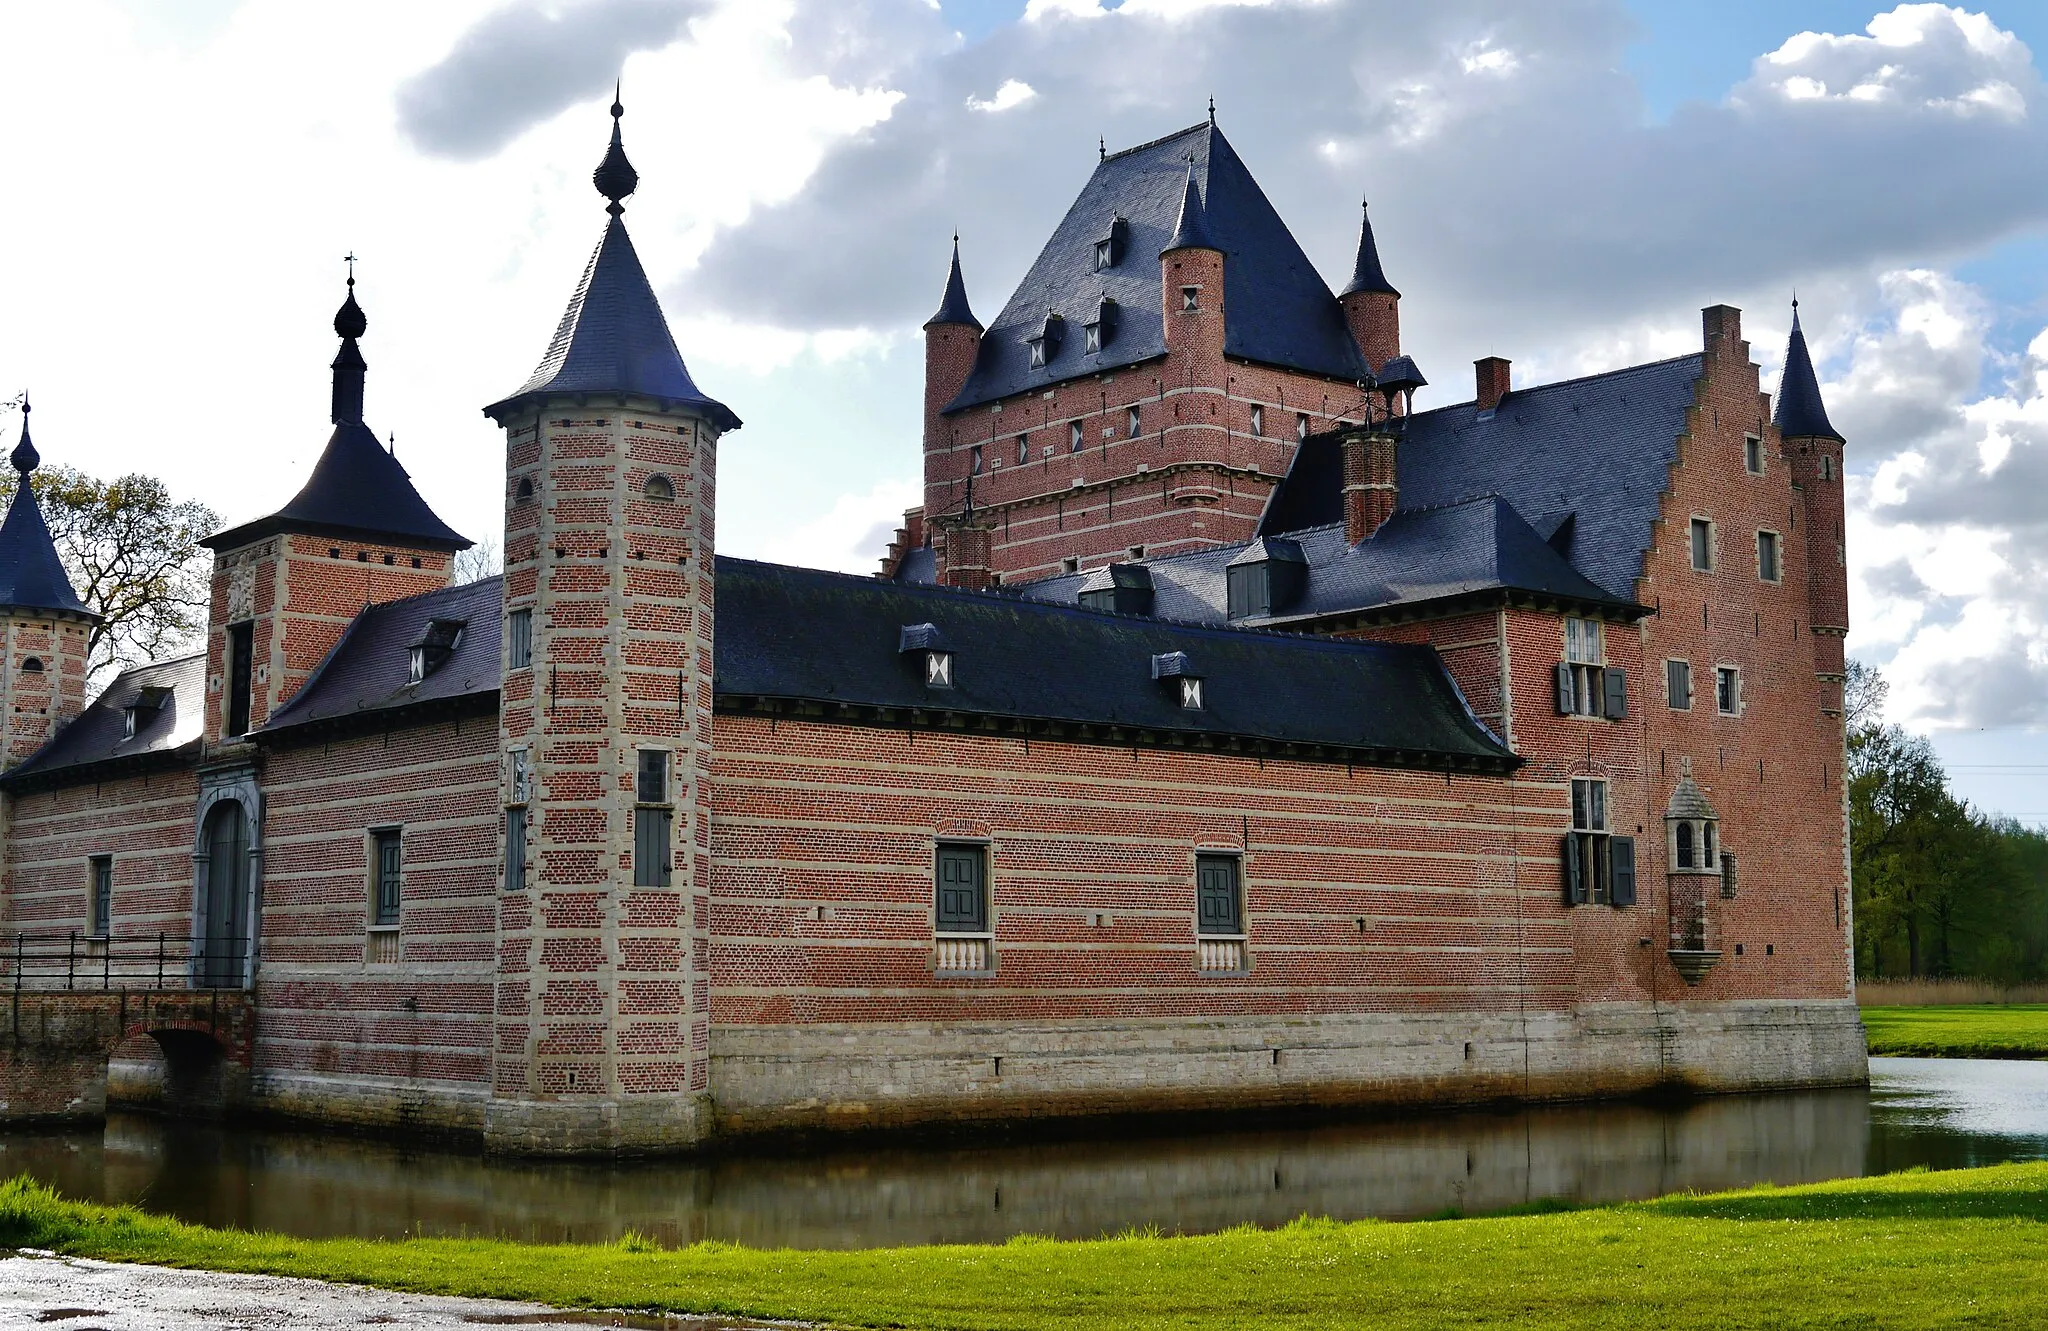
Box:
[1, 1057, 2040, 1249]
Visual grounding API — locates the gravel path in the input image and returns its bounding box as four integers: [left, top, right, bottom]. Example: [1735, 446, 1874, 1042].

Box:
[0, 1252, 796, 1329]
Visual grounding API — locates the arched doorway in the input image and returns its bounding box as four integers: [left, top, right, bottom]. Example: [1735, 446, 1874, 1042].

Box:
[199, 801, 249, 988]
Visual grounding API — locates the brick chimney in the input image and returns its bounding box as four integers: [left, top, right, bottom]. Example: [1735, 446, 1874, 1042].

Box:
[1341, 428, 1399, 544]
[1475, 357, 1511, 412]
[942, 524, 994, 591]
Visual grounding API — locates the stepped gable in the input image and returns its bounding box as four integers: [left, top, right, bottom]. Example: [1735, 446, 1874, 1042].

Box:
[1259, 354, 1706, 600]
[946, 122, 1369, 412]
[1023, 497, 1635, 627]
[715, 558, 1516, 769]
[485, 94, 739, 430]
[1773, 302, 1842, 442]
[205, 277, 471, 553]
[259, 575, 504, 733]
[0, 652, 203, 788]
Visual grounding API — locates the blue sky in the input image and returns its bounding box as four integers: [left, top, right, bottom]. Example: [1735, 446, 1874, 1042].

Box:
[4, 0, 2047, 819]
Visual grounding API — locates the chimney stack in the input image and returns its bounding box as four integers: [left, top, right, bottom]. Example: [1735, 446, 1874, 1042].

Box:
[1341, 428, 1399, 544]
[1475, 357, 1511, 412]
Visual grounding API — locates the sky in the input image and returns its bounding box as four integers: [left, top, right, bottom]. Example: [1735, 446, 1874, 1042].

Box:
[3, 0, 2047, 818]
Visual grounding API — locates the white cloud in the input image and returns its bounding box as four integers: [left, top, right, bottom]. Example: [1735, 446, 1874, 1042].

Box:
[771, 478, 923, 573]
[966, 78, 1037, 113]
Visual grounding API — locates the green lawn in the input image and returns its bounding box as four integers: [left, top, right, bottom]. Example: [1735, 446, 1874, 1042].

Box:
[1863, 1004, 2048, 1059]
[7, 1164, 2048, 1328]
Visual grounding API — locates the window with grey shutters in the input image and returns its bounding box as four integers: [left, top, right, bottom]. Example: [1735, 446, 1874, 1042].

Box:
[1559, 618, 1622, 718]
[1717, 666, 1741, 715]
[637, 749, 669, 804]
[1565, 778, 1611, 905]
[505, 807, 527, 892]
[1195, 854, 1243, 936]
[1609, 836, 1637, 907]
[1757, 529, 1782, 583]
[1690, 517, 1714, 571]
[1666, 659, 1692, 710]
[372, 830, 402, 926]
[90, 857, 112, 937]
[507, 608, 532, 670]
[935, 844, 988, 934]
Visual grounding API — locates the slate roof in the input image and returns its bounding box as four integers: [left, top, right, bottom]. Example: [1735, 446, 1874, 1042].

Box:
[260, 576, 503, 733]
[1773, 305, 1842, 442]
[946, 123, 1369, 412]
[484, 216, 741, 431]
[1338, 201, 1398, 299]
[926, 239, 981, 330]
[1667, 773, 1718, 820]
[1023, 497, 1636, 627]
[0, 416, 93, 618]
[205, 421, 473, 552]
[1258, 355, 1704, 600]
[0, 652, 203, 787]
[717, 559, 1514, 768]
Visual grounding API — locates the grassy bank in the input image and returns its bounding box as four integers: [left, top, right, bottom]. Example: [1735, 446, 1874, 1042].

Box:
[1863, 1004, 2048, 1059]
[6, 1165, 2048, 1329]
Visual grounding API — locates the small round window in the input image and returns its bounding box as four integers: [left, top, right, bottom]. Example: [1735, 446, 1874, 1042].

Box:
[643, 474, 676, 502]
[20, 657, 43, 673]
[514, 477, 535, 503]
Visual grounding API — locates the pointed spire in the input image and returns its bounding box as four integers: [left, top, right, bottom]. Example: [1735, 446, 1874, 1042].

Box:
[593, 82, 638, 218]
[1774, 299, 1843, 442]
[0, 401, 93, 619]
[10, 397, 38, 475]
[484, 97, 739, 432]
[331, 261, 367, 426]
[1339, 198, 1399, 299]
[1162, 158, 1219, 255]
[925, 234, 981, 331]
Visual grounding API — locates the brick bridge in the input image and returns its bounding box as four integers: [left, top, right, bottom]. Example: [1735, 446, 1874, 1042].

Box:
[0, 934, 256, 1124]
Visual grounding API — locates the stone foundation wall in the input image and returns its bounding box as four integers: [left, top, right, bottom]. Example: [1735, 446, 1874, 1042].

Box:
[708, 998, 1866, 1138]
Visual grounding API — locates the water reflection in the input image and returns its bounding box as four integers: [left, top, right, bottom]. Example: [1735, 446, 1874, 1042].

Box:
[1, 1058, 2041, 1249]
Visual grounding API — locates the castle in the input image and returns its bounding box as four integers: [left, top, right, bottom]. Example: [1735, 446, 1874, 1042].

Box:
[0, 103, 1864, 1153]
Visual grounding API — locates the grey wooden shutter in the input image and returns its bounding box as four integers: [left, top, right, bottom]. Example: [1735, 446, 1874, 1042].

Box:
[1555, 662, 1575, 715]
[1603, 668, 1627, 719]
[935, 845, 988, 932]
[1196, 854, 1243, 935]
[1609, 836, 1637, 906]
[1562, 834, 1585, 905]
[633, 808, 673, 887]
[1720, 852, 1737, 900]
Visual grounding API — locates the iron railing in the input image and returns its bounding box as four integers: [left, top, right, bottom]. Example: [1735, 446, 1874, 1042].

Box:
[3, 932, 252, 992]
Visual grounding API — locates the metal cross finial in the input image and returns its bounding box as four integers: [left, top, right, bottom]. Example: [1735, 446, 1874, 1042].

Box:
[345, 252, 357, 287]
[1099, 135, 1105, 162]
[1208, 96, 1215, 124]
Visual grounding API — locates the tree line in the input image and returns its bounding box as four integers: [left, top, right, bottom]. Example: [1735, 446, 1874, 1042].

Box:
[1848, 661, 2048, 981]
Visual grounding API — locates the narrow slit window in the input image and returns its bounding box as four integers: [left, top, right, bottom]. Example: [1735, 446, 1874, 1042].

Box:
[970, 445, 983, 475]
[1666, 659, 1692, 710]
[1181, 286, 1199, 312]
[1017, 434, 1031, 465]
[1690, 518, 1714, 571]
[1127, 407, 1141, 439]
[1250, 404, 1264, 437]
[225, 621, 254, 738]
[1297, 412, 1310, 441]
[1757, 530, 1781, 583]
[90, 856, 112, 938]
[1717, 666, 1741, 716]
[1744, 434, 1763, 475]
[1070, 421, 1084, 452]
[507, 608, 533, 670]
[504, 807, 527, 892]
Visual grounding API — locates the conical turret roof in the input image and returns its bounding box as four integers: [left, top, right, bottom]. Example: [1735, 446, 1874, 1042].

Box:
[925, 237, 981, 331]
[1339, 199, 1399, 298]
[204, 278, 471, 553]
[1161, 161, 1219, 254]
[0, 404, 94, 619]
[484, 95, 740, 431]
[1773, 302, 1843, 443]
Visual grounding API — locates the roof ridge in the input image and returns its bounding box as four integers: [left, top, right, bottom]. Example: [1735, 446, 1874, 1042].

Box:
[723, 555, 1442, 653]
[1101, 121, 1209, 165]
[358, 572, 505, 617]
[1409, 350, 1705, 418]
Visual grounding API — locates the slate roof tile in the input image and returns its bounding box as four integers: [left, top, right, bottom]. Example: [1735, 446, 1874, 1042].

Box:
[0, 652, 203, 785]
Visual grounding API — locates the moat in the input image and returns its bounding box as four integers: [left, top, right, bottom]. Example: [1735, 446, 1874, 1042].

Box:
[0, 1057, 2039, 1249]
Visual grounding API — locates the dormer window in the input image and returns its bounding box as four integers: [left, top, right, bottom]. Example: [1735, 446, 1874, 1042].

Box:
[1027, 312, 1065, 369]
[1224, 538, 1307, 619]
[1078, 562, 1154, 616]
[123, 685, 172, 739]
[900, 623, 954, 690]
[1297, 413, 1311, 441]
[1083, 298, 1118, 355]
[1094, 215, 1127, 271]
[408, 618, 467, 684]
[1151, 651, 1202, 709]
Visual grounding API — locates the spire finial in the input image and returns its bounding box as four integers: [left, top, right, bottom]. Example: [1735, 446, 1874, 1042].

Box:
[1207, 96, 1215, 125]
[1099, 135, 1105, 162]
[10, 395, 36, 475]
[334, 255, 368, 340]
[593, 81, 639, 218]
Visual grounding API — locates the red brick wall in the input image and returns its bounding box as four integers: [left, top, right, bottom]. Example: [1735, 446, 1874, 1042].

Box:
[254, 718, 498, 1094]
[3, 769, 198, 943]
[708, 714, 1573, 1025]
[926, 248, 1369, 584]
[0, 615, 90, 767]
[204, 535, 452, 742]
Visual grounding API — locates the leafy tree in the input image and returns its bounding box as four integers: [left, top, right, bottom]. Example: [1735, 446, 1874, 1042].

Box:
[0, 465, 218, 691]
